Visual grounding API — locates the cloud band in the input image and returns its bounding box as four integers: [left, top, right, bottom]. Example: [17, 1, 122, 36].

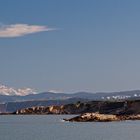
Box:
[0, 24, 55, 37]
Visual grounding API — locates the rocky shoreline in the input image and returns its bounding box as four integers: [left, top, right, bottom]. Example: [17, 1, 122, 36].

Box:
[4, 99, 140, 122]
[64, 113, 140, 122]
[13, 100, 140, 115]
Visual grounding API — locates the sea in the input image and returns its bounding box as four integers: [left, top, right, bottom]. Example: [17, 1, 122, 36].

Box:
[0, 115, 140, 140]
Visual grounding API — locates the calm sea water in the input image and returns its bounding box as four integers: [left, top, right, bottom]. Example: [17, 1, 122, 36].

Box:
[0, 115, 140, 140]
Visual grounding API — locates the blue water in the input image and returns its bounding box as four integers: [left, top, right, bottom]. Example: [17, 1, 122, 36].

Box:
[0, 115, 140, 140]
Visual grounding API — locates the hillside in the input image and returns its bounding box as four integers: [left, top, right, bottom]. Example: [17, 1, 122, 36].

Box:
[14, 100, 140, 115]
[0, 98, 89, 113]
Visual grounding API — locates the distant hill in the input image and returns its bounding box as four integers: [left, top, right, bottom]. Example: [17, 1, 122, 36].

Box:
[1, 90, 140, 103]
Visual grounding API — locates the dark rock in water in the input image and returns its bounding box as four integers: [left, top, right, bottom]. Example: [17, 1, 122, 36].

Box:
[64, 113, 140, 122]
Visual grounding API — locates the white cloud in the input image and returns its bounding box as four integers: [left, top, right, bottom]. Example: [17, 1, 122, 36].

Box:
[0, 24, 55, 37]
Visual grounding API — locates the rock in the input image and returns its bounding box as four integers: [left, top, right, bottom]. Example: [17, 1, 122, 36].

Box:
[64, 113, 140, 122]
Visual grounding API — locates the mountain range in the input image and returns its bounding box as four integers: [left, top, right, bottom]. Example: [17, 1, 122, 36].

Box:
[0, 84, 36, 96]
[1, 84, 140, 113]
[1, 84, 140, 103]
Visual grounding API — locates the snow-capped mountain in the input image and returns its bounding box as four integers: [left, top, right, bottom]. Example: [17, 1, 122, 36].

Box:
[0, 84, 36, 96]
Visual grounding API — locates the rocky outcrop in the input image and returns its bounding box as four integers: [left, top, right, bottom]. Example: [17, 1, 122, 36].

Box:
[64, 113, 140, 122]
[1, 98, 88, 113]
[14, 102, 89, 115]
[14, 100, 140, 115]
[15, 106, 62, 115]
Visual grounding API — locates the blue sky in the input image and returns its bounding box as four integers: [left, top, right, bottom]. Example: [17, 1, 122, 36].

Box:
[0, 0, 140, 93]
